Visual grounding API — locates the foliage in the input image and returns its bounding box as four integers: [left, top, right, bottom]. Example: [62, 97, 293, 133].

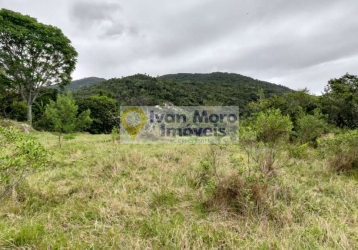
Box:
[0, 85, 28, 122]
[287, 143, 309, 159]
[32, 88, 59, 130]
[249, 88, 320, 124]
[318, 130, 358, 172]
[253, 108, 293, 145]
[0, 9, 78, 124]
[0, 126, 47, 202]
[32, 88, 59, 117]
[76, 95, 118, 134]
[320, 73, 358, 129]
[9, 100, 27, 120]
[44, 92, 92, 145]
[295, 109, 329, 144]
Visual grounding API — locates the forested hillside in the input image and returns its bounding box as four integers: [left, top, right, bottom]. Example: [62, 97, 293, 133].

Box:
[160, 72, 290, 94]
[51, 77, 106, 91]
[74, 72, 292, 115]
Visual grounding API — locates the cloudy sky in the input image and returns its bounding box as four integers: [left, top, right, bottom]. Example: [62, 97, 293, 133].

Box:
[1, 0, 358, 94]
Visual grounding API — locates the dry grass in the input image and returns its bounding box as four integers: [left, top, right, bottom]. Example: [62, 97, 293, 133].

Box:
[0, 131, 357, 249]
[205, 174, 270, 218]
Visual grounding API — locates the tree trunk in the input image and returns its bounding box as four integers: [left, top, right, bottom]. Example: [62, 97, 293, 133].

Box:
[27, 103, 32, 125]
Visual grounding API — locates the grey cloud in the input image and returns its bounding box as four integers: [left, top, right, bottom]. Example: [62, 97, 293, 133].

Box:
[70, 1, 121, 24]
[102, 23, 125, 37]
[2, 0, 357, 93]
[69, 1, 137, 38]
[142, 0, 358, 86]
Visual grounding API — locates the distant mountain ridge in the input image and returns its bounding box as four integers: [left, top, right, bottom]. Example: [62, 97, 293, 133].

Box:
[72, 72, 293, 115]
[50, 77, 106, 91]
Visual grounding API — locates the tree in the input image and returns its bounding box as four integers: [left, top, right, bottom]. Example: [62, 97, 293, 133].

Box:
[321, 73, 358, 129]
[0, 9, 78, 125]
[44, 92, 92, 146]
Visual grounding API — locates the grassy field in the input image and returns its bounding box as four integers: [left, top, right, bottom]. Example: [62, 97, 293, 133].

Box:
[0, 131, 358, 249]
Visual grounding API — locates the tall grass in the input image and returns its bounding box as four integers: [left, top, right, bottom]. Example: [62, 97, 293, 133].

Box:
[0, 131, 357, 249]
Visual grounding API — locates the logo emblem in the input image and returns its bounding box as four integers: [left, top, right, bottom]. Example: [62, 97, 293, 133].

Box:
[121, 107, 147, 139]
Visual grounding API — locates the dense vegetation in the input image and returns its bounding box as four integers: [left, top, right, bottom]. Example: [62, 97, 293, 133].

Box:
[2, 72, 358, 136]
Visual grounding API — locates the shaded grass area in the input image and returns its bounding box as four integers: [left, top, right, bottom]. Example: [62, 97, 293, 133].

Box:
[0, 132, 358, 249]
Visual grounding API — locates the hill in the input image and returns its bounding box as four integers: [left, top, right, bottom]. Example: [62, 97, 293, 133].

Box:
[160, 72, 290, 93]
[51, 77, 106, 91]
[73, 72, 293, 115]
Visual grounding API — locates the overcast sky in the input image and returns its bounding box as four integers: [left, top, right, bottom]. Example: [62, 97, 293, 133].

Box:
[1, 0, 358, 94]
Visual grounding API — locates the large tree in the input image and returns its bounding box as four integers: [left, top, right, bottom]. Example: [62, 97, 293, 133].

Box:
[0, 9, 77, 124]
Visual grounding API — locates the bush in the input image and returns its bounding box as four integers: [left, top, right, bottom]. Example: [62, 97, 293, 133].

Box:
[0, 126, 48, 202]
[239, 109, 293, 179]
[318, 130, 358, 172]
[254, 108, 293, 145]
[295, 110, 328, 144]
[288, 143, 309, 160]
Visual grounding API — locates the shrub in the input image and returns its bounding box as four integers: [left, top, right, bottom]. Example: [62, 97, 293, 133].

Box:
[0, 126, 47, 203]
[295, 110, 328, 144]
[288, 143, 309, 160]
[239, 109, 293, 179]
[318, 130, 358, 172]
[254, 108, 293, 145]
